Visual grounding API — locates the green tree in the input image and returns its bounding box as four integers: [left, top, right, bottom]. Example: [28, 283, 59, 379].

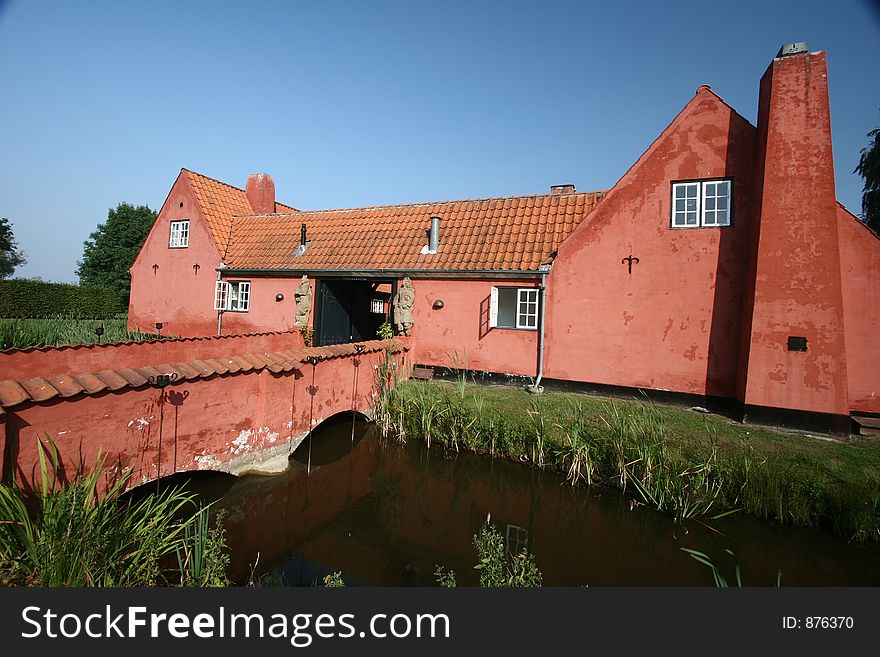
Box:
[0, 217, 27, 279]
[854, 118, 880, 233]
[76, 203, 156, 307]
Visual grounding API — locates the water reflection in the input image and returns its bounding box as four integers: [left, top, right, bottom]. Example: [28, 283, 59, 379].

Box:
[198, 416, 880, 586]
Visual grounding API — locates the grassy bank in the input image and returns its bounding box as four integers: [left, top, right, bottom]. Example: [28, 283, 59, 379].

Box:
[0, 315, 162, 350]
[377, 378, 880, 542]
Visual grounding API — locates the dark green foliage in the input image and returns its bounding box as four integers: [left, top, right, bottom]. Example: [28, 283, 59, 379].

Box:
[0, 279, 121, 318]
[854, 120, 880, 232]
[433, 521, 542, 587]
[76, 203, 157, 308]
[0, 218, 26, 279]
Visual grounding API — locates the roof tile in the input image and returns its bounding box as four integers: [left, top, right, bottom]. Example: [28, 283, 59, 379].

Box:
[46, 374, 84, 398]
[0, 380, 30, 407]
[19, 377, 59, 402]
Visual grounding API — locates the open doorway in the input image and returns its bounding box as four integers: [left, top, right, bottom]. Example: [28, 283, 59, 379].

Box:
[315, 278, 396, 346]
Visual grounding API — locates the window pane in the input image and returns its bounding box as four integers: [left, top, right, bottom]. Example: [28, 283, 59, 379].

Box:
[687, 184, 698, 198]
[717, 197, 727, 210]
[686, 198, 697, 211]
[705, 182, 715, 195]
[705, 197, 715, 210]
[717, 181, 729, 194]
[675, 199, 685, 211]
[497, 288, 517, 328]
[704, 211, 715, 225]
[687, 212, 697, 225]
[717, 210, 729, 225]
[675, 186, 685, 199]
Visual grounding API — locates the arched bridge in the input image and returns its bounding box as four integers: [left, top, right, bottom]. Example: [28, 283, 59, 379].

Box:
[0, 334, 409, 493]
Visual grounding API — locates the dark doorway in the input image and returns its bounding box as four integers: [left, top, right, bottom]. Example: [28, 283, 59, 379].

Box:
[316, 279, 395, 346]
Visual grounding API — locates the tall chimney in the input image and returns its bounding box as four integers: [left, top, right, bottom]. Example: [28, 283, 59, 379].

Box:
[740, 44, 849, 430]
[246, 173, 276, 214]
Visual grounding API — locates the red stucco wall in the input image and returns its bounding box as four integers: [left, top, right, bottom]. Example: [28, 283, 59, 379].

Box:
[3, 345, 404, 493]
[743, 52, 849, 416]
[544, 88, 756, 396]
[838, 208, 880, 413]
[128, 173, 224, 337]
[409, 277, 540, 377]
[220, 276, 316, 336]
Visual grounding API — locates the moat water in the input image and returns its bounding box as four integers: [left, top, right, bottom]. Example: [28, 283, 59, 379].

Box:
[174, 415, 880, 586]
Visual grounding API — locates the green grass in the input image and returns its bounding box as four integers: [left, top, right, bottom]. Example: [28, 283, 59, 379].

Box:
[381, 379, 880, 542]
[0, 315, 163, 349]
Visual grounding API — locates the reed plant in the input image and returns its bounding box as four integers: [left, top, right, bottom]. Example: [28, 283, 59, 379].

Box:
[0, 439, 229, 587]
[0, 315, 161, 349]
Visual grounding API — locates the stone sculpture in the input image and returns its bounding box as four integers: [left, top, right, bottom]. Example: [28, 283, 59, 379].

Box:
[393, 277, 415, 336]
[294, 275, 312, 326]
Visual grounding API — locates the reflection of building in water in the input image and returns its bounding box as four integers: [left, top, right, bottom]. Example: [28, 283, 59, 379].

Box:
[505, 524, 530, 558]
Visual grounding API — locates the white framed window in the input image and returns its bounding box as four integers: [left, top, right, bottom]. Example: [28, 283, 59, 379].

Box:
[489, 286, 540, 330]
[169, 220, 190, 247]
[671, 179, 732, 228]
[371, 298, 385, 314]
[213, 280, 250, 312]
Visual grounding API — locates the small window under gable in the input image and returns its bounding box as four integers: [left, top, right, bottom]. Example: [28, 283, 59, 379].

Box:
[213, 280, 250, 312]
[489, 286, 539, 330]
[169, 220, 190, 247]
[671, 179, 732, 228]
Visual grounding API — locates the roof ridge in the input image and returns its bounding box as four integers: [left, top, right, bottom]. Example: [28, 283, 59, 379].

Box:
[231, 189, 608, 218]
[182, 167, 249, 194]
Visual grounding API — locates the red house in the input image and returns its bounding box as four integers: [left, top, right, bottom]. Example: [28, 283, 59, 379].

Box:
[129, 44, 879, 433]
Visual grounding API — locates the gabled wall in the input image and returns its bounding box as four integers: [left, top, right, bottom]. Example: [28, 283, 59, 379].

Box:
[838, 208, 880, 414]
[129, 172, 224, 337]
[545, 88, 757, 397]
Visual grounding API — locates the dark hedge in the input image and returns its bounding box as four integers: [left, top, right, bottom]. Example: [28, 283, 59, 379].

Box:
[0, 279, 122, 318]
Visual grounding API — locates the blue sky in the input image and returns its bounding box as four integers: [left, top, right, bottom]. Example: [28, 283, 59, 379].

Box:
[1, 0, 878, 282]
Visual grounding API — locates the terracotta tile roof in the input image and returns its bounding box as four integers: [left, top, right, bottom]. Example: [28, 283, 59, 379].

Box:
[0, 339, 407, 412]
[223, 191, 605, 272]
[183, 169, 298, 252]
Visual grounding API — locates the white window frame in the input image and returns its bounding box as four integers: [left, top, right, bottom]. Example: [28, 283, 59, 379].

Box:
[671, 179, 732, 228]
[213, 280, 250, 312]
[489, 286, 540, 330]
[169, 220, 190, 247]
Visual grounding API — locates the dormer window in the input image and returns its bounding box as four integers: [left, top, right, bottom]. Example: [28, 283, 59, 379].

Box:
[169, 220, 190, 247]
[671, 180, 732, 228]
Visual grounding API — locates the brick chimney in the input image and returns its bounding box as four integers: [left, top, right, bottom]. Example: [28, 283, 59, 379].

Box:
[246, 173, 276, 214]
[741, 44, 849, 430]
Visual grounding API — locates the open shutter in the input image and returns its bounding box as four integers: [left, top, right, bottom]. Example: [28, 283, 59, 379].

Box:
[238, 282, 250, 311]
[213, 280, 228, 310]
[489, 286, 498, 328]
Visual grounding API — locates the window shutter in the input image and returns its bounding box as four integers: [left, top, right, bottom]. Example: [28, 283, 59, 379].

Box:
[214, 281, 228, 311]
[239, 282, 250, 312]
[489, 287, 498, 328]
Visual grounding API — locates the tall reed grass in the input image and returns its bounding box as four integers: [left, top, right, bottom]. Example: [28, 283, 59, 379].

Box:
[0, 315, 162, 349]
[0, 440, 229, 587]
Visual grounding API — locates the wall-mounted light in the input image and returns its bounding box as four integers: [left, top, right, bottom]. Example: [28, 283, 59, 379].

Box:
[432, 299, 445, 310]
[275, 293, 284, 302]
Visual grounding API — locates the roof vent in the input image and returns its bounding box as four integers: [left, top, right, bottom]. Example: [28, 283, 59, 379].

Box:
[777, 42, 808, 58]
[295, 223, 309, 256]
[550, 184, 575, 195]
[420, 216, 440, 255]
